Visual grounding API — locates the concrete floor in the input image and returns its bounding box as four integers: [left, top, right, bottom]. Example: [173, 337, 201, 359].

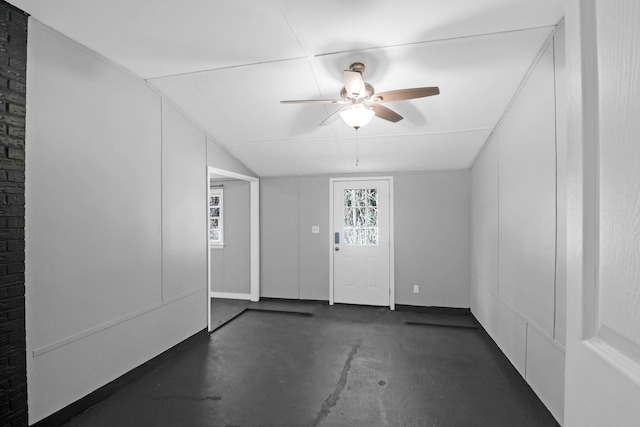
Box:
[63, 300, 559, 427]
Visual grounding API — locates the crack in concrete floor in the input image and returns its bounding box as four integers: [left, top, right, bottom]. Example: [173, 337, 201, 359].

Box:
[311, 338, 363, 426]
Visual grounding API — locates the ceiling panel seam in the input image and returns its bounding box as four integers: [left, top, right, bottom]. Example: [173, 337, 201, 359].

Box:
[225, 127, 495, 147]
[314, 25, 558, 58]
[145, 56, 309, 81]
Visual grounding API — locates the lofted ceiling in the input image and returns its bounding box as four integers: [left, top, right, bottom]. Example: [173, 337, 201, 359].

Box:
[9, 0, 563, 177]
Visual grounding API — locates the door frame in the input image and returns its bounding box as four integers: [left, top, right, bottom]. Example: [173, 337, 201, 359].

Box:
[207, 166, 260, 332]
[329, 176, 395, 309]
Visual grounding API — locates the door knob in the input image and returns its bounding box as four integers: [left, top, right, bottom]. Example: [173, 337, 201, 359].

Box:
[335, 247, 340, 251]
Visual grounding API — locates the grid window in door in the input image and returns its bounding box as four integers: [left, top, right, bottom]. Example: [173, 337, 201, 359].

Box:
[209, 189, 223, 246]
[343, 188, 378, 245]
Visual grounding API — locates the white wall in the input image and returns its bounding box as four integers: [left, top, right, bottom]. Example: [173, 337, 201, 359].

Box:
[261, 171, 470, 307]
[162, 102, 208, 301]
[210, 179, 251, 294]
[470, 26, 566, 424]
[25, 20, 250, 424]
[395, 171, 470, 307]
[261, 177, 300, 299]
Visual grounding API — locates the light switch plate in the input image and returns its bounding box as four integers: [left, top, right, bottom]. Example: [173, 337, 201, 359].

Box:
[312, 226, 320, 234]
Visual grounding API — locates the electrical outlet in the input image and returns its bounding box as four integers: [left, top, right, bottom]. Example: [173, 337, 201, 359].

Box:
[312, 226, 320, 234]
[413, 285, 419, 293]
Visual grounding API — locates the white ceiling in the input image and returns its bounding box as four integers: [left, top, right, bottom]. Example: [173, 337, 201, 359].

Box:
[10, 0, 563, 177]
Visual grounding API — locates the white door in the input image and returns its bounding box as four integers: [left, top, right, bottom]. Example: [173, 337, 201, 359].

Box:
[564, 1, 640, 425]
[331, 179, 391, 307]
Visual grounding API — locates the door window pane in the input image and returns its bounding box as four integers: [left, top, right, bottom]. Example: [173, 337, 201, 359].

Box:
[367, 228, 378, 245]
[344, 208, 354, 226]
[355, 208, 366, 226]
[345, 190, 354, 207]
[344, 228, 356, 245]
[367, 189, 378, 207]
[366, 208, 377, 226]
[343, 188, 379, 246]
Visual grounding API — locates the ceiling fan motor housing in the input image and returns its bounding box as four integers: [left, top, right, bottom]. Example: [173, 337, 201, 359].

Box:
[340, 82, 375, 100]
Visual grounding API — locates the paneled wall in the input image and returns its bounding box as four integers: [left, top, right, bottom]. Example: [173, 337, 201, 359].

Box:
[162, 103, 207, 301]
[261, 177, 300, 299]
[24, 20, 250, 423]
[470, 26, 566, 423]
[260, 171, 470, 307]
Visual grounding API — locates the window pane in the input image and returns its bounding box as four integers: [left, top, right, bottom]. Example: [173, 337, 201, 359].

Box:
[355, 208, 366, 226]
[344, 227, 355, 245]
[344, 208, 354, 226]
[367, 189, 378, 207]
[344, 190, 354, 207]
[367, 228, 378, 245]
[209, 189, 223, 244]
[355, 189, 367, 206]
[356, 228, 367, 245]
[366, 208, 377, 226]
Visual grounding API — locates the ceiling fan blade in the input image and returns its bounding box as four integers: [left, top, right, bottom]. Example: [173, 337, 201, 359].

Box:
[343, 70, 366, 98]
[280, 99, 347, 104]
[373, 86, 440, 103]
[371, 104, 403, 123]
[319, 107, 347, 126]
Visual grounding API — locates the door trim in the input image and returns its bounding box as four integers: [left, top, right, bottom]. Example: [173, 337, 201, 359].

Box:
[207, 166, 260, 333]
[329, 177, 395, 309]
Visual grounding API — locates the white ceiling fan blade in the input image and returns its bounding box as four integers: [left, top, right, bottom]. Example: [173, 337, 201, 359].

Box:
[343, 70, 365, 99]
[320, 107, 347, 126]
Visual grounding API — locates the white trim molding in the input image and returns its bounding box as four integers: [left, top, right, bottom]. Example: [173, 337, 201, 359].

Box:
[209, 292, 252, 301]
[207, 166, 260, 332]
[33, 288, 205, 358]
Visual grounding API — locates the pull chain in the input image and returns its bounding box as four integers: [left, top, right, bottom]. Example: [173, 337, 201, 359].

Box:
[355, 128, 360, 167]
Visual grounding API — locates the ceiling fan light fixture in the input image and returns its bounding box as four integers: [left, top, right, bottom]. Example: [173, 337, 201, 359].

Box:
[340, 104, 375, 129]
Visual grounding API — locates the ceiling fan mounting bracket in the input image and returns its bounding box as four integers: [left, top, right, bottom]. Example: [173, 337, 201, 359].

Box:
[349, 62, 366, 74]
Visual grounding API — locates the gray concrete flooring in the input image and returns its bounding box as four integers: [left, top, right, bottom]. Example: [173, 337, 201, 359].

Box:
[63, 300, 559, 427]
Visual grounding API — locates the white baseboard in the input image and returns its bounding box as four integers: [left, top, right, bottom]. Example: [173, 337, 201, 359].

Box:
[209, 292, 252, 301]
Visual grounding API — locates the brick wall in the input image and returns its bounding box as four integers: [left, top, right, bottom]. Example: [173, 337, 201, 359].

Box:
[0, 1, 27, 426]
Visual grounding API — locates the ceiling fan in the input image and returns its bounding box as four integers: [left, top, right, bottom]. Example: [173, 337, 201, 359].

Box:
[281, 62, 440, 129]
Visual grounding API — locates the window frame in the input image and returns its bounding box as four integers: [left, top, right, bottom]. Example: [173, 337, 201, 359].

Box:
[209, 188, 224, 248]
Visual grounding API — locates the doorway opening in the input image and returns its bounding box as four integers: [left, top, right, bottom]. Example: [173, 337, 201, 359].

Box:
[207, 166, 259, 332]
